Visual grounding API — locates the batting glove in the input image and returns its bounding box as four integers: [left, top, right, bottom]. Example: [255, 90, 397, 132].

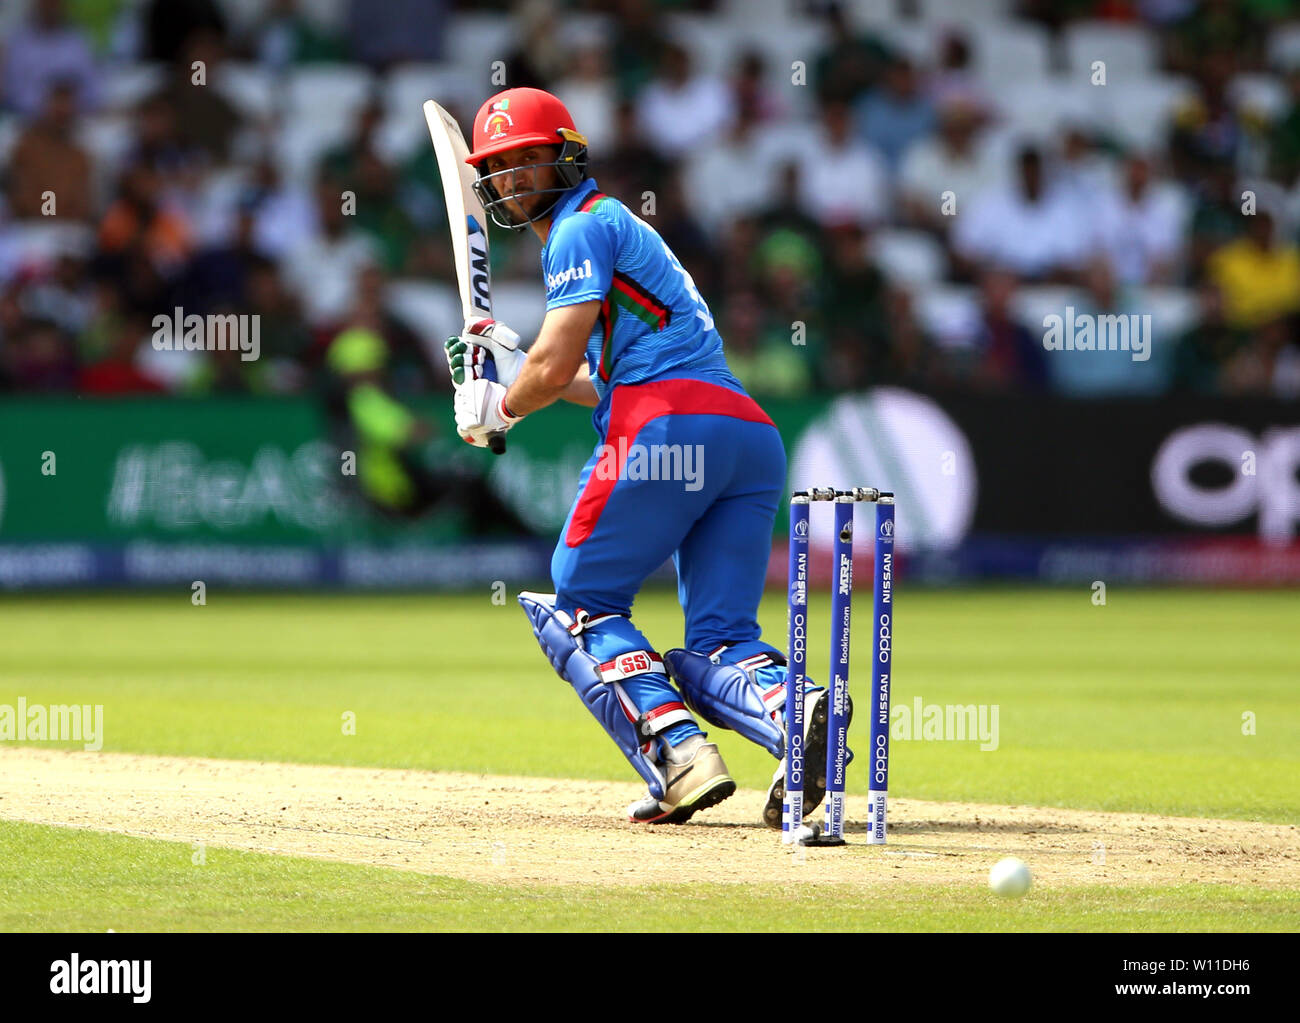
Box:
[445, 318, 527, 388]
[444, 335, 489, 387]
[453, 377, 523, 448]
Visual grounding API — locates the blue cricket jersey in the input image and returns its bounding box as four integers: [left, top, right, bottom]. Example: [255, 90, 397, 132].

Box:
[539, 178, 744, 433]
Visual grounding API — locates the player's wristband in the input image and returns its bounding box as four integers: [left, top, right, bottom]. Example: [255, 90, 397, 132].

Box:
[499, 396, 523, 423]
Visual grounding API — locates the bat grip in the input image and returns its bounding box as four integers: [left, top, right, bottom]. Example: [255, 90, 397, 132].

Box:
[481, 359, 507, 454]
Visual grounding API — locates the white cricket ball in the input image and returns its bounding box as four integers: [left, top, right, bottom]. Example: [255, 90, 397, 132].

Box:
[795, 823, 817, 843]
[989, 857, 1032, 897]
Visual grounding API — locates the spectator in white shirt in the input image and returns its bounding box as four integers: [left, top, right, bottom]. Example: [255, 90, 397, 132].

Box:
[953, 145, 1094, 281]
[553, 46, 617, 160]
[1051, 126, 1115, 214]
[796, 100, 889, 228]
[1091, 154, 1187, 285]
[281, 181, 380, 328]
[898, 95, 1003, 235]
[635, 42, 734, 160]
[681, 99, 777, 235]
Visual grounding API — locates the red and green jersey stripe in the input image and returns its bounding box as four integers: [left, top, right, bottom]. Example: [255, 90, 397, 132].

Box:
[576, 192, 672, 380]
[609, 271, 671, 331]
[596, 271, 672, 381]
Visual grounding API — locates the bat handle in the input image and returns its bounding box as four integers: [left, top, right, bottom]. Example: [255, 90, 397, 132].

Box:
[481, 359, 507, 454]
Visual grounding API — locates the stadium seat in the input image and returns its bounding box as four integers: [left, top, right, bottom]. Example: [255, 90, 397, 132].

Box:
[843, 0, 904, 31]
[1229, 73, 1290, 122]
[1061, 22, 1158, 79]
[1268, 22, 1300, 70]
[101, 62, 165, 112]
[285, 65, 376, 126]
[557, 12, 615, 49]
[296, 0, 350, 31]
[1093, 75, 1196, 153]
[385, 280, 462, 354]
[0, 114, 18, 166]
[870, 229, 949, 287]
[1012, 285, 1085, 336]
[874, 20, 937, 66]
[1139, 286, 1201, 340]
[736, 19, 831, 80]
[912, 284, 982, 351]
[1, 222, 96, 268]
[213, 0, 269, 35]
[386, 63, 478, 122]
[382, 63, 474, 160]
[665, 13, 743, 79]
[996, 77, 1100, 140]
[77, 114, 136, 179]
[489, 282, 547, 345]
[446, 12, 519, 89]
[273, 111, 353, 186]
[214, 63, 278, 121]
[912, 0, 1013, 24]
[720, 0, 791, 25]
[967, 22, 1052, 81]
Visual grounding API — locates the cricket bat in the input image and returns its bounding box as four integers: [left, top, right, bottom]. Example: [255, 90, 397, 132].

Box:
[422, 99, 506, 455]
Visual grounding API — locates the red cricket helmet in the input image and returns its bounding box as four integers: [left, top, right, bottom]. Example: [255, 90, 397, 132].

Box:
[466, 87, 584, 165]
[465, 88, 590, 231]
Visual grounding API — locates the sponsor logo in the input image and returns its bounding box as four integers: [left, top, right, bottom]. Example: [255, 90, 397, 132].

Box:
[837, 553, 852, 596]
[877, 611, 891, 662]
[546, 258, 594, 291]
[1152, 424, 1300, 541]
[879, 552, 892, 605]
[467, 217, 491, 314]
[616, 651, 652, 675]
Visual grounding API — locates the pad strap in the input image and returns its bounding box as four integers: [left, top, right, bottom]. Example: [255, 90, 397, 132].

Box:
[568, 607, 623, 636]
[663, 647, 786, 758]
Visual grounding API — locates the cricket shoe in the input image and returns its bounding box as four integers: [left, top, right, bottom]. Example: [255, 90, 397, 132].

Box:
[627, 734, 736, 824]
[761, 686, 854, 830]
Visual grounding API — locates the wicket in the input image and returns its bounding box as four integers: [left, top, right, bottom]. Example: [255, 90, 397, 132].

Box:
[782, 487, 895, 846]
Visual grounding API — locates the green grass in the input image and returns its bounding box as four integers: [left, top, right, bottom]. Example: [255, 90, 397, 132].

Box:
[1, 588, 1295, 824]
[2, 821, 1294, 932]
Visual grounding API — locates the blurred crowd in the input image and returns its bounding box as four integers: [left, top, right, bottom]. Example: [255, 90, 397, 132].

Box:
[2, 0, 1300, 401]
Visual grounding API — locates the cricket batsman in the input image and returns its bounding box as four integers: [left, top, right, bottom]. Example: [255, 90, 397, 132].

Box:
[445, 87, 847, 825]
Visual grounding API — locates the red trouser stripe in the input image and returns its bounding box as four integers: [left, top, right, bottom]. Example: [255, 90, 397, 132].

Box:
[564, 379, 775, 548]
